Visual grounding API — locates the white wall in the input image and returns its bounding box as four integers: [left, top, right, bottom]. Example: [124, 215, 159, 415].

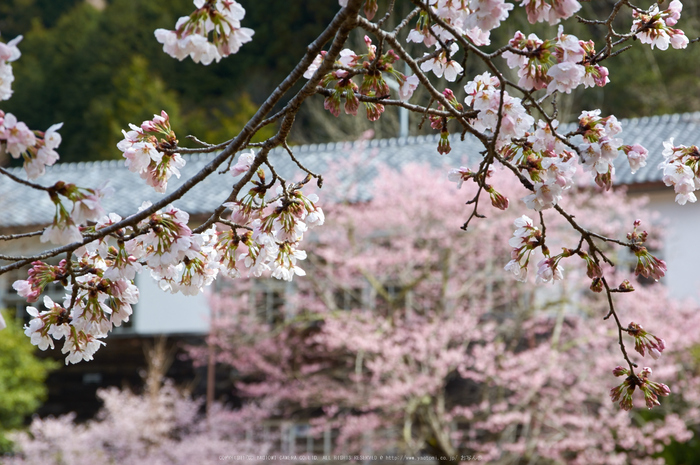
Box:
[634, 188, 700, 301]
[133, 273, 210, 335]
[0, 235, 211, 335]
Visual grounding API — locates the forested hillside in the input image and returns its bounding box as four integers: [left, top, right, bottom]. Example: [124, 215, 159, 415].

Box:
[1, 0, 698, 162]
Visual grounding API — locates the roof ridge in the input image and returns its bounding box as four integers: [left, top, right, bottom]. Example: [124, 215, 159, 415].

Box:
[6, 111, 700, 171]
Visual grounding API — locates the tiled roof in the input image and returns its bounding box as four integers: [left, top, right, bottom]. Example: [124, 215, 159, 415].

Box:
[610, 112, 700, 185]
[2, 112, 699, 229]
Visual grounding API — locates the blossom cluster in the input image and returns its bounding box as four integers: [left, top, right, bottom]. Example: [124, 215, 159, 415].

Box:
[626, 322, 666, 360]
[155, 0, 254, 65]
[611, 366, 670, 410]
[20, 266, 137, 365]
[117, 111, 185, 193]
[659, 138, 700, 205]
[464, 72, 534, 148]
[504, 215, 542, 281]
[520, 0, 581, 25]
[0, 34, 21, 100]
[12, 260, 69, 303]
[500, 119, 577, 211]
[0, 111, 63, 179]
[40, 181, 113, 245]
[502, 27, 609, 94]
[503, 215, 570, 284]
[577, 109, 626, 190]
[626, 219, 667, 281]
[307, 36, 402, 122]
[632, 0, 689, 51]
[0, 35, 67, 179]
[407, 0, 513, 49]
[12, 165, 324, 360]
[219, 169, 325, 281]
[5, 93, 325, 360]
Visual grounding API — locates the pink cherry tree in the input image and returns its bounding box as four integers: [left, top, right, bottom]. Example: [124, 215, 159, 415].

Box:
[6, 338, 272, 465]
[196, 163, 700, 463]
[0, 0, 698, 412]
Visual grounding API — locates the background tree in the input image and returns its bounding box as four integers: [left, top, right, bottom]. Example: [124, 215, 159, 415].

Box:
[5, 337, 270, 465]
[1, 0, 698, 431]
[193, 162, 700, 464]
[0, 310, 57, 454]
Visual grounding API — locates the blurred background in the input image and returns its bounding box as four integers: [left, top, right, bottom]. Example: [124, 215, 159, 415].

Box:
[2, 0, 700, 464]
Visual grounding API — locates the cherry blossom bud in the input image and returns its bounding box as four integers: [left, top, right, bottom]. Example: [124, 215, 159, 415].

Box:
[487, 186, 509, 210]
[364, 0, 378, 20]
[364, 102, 384, 122]
[360, 73, 390, 96]
[338, 80, 360, 116]
[577, 251, 602, 279]
[610, 367, 668, 411]
[633, 247, 666, 281]
[618, 279, 635, 292]
[627, 322, 666, 359]
[442, 89, 463, 111]
[590, 277, 603, 293]
[610, 381, 634, 411]
[612, 366, 629, 377]
[437, 130, 451, 155]
[324, 91, 342, 117]
[363, 35, 376, 60]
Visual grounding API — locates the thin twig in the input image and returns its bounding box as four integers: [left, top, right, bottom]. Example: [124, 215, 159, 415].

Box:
[0, 166, 52, 191]
[0, 0, 365, 275]
[0, 230, 45, 241]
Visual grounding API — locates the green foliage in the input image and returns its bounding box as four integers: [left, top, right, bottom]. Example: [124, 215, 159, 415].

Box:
[0, 310, 57, 453]
[184, 93, 275, 146]
[0, 0, 81, 39]
[85, 54, 182, 160]
[3, 0, 700, 155]
[2, 0, 337, 162]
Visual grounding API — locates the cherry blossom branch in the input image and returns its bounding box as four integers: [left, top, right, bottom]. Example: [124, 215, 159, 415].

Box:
[216, 219, 252, 231]
[0, 166, 52, 191]
[493, 152, 643, 373]
[375, 0, 396, 29]
[358, 17, 486, 143]
[0, 229, 45, 241]
[282, 142, 324, 187]
[391, 7, 421, 36]
[602, 277, 638, 373]
[313, 86, 477, 118]
[193, 1, 362, 234]
[0, 0, 364, 275]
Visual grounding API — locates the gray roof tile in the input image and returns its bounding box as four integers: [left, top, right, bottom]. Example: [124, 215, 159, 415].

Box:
[2, 111, 699, 228]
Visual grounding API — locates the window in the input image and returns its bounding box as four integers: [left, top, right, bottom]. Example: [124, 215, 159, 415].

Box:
[373, 283, 407, 314]
[278, 422, 337, 456]
[333, 286, 364, 311]
[253, 280, 288, 326]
